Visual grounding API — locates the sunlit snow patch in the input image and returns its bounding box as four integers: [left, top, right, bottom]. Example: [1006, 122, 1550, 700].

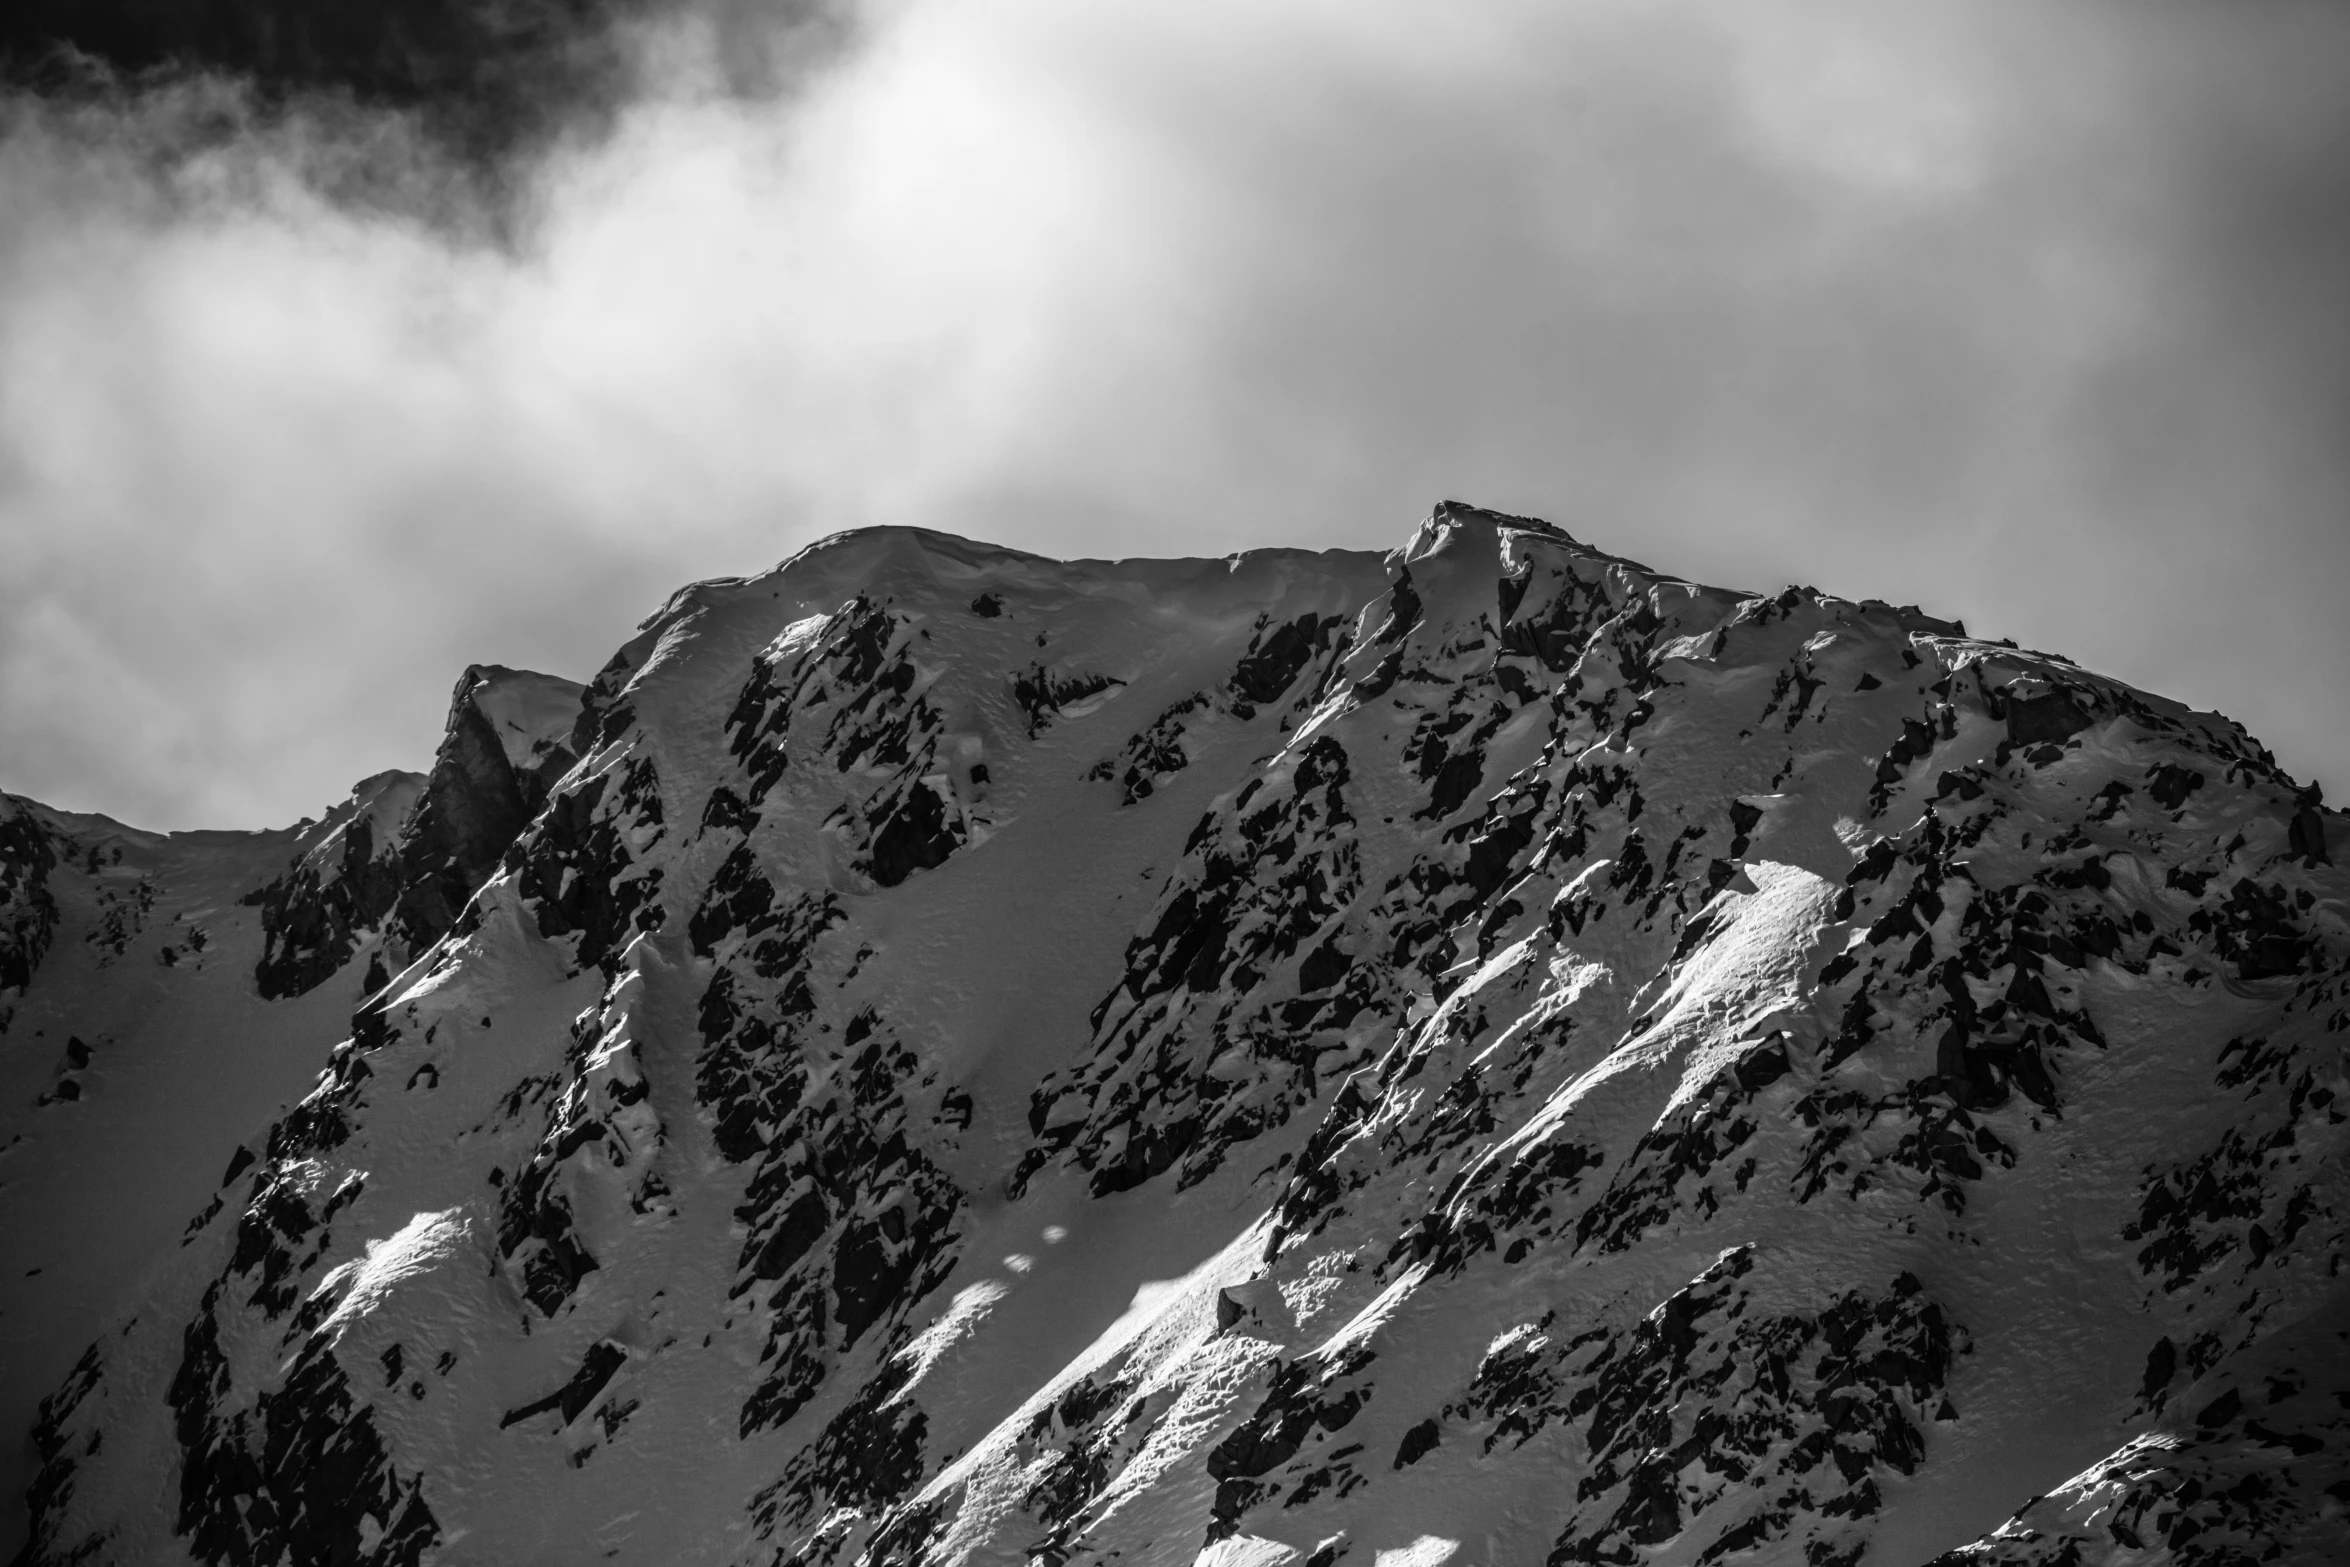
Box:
[310, 1208, 471, 1341]
[1195, 1534, 1301, 1567]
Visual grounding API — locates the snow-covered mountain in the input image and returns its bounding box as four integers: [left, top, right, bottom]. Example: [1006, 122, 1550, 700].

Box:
[3, 506, 2343, 1567]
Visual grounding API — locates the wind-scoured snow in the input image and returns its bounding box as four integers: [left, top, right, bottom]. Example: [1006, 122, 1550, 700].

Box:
[4, 505, 2344, 1567]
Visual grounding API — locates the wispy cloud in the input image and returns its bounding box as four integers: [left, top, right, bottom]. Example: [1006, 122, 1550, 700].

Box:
[3, 0, 2344, 830]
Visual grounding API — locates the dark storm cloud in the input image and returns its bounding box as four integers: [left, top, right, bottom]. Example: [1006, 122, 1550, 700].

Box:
[0, 0, 845, 168]
[1, 0, 2344, 831]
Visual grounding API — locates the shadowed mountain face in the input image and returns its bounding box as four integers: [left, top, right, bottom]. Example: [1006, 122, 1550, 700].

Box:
[2, 506, 2345, 1567]
[238, 664, 586, 999]
[391, 663, 587, 951]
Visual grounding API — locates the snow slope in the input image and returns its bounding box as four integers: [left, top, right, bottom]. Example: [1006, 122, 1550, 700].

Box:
[0, 667, 584, 1559]
[7, 506, 2345, 1567]
[0, 797, 382, 1557]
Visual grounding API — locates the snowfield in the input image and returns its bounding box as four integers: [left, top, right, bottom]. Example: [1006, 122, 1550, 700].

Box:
[2, 505, 2343, 1567]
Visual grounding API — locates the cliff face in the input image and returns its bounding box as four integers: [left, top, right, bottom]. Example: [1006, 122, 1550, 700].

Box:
[240, 771, 424, 1002]
[6, 507, 2345, 1567]
[389, 663, 585, 956]
[0, 797, 59, 1008]
[241, 664, 584, 1000]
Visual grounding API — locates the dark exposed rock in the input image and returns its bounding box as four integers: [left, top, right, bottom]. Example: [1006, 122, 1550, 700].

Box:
[2288, 783, 2331, 866]
[241, 665, 583, 999]
[862, 780, 961, 888]
[2143, 1336, 2179, 1407]
[688, 823, 963, 1443]
[392, 688, 535, 943]
[165, 1287, 439, 1567]
[2005, 690, 2095, 747]
[498, 1341, 627, 1429]
[1087, 692, 1210, 804]
[515, 753, 666, 974]
[394, 664, 583, 951]
[244, 780, 411, 999]
[756, 1353, 931, 1537]
[1392, 1418, 1440, 1469]
[1013, 665, 1124, 737]
[1205, 1347, 1374, 1540]
[0, 795, 63, 997]
[1930, 1301, 2350, 1567]
[1021, 732, 1380, 1199]
[15, 1345, 104, 1565]
[1433, 1249, 1959, 1567]
[1229, 612, 1346, 712]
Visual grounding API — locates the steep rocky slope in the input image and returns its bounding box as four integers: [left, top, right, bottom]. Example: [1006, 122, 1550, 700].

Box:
[1, 797, 352, 1559]
[0, 665, 580, 1556]
[6, 507, 2344, 1567]
[240, 664, 585, 1000]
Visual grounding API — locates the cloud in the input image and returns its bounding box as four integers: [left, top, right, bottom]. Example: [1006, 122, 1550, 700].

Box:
[1, 0, 2344, 831]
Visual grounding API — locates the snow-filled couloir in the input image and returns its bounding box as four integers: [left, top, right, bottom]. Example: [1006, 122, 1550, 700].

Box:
[3, 505, 2344, 1567]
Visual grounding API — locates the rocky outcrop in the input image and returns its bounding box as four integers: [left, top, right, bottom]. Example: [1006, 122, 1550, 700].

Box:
[393, 664, 584, 950]
[243, 771, 421, 1000]
[0, 794, 61, 1001]
[241, 664, 583, 1000]
[1931, 1288, 2350, 1567]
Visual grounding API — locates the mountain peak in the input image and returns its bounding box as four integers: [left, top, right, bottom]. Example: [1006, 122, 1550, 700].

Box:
[4, 512, 2342, 1567]
[452, 665, 587, 776]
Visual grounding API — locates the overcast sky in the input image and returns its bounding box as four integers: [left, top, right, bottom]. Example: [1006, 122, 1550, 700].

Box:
[3, 0, 2344, 831]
